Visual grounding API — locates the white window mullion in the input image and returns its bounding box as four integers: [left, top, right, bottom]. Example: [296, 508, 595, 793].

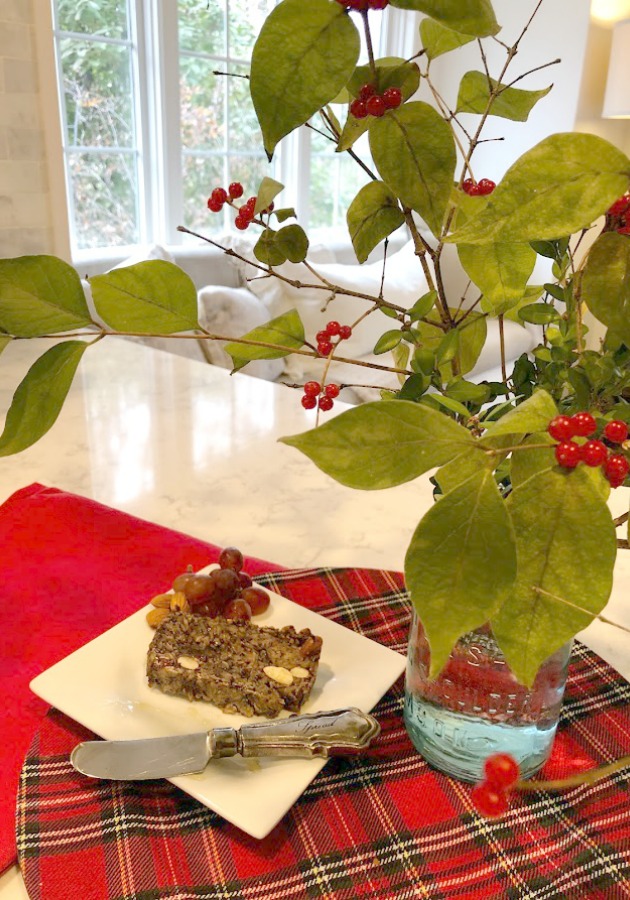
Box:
[145, 0, 182, 244]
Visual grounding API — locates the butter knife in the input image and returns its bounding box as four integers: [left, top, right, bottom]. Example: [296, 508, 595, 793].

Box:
[71, 708, 380, 780]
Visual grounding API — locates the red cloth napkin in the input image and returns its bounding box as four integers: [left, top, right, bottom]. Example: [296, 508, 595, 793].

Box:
[0, 482, 284, 874]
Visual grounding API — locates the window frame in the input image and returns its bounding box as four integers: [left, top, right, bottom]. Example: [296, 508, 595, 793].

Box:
[48, 1, 419, 260]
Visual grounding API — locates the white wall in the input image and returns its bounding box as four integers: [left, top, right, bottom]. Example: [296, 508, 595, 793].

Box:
[427, 0, 592, 180]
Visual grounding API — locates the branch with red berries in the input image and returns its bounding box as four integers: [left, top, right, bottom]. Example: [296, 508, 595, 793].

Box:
[471, 752, 630, 818]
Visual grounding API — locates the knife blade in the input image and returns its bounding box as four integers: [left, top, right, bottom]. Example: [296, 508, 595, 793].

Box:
[70, 707, 380, 780]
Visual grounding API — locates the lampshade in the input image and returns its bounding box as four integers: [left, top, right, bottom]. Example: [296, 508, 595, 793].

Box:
[603, 19, 630, 118]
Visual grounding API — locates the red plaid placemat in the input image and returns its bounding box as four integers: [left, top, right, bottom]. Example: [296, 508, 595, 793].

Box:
[16, 567, 630, 900]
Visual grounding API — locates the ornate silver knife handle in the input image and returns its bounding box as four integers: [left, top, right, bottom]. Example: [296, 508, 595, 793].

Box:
[209, 708, 380, 759]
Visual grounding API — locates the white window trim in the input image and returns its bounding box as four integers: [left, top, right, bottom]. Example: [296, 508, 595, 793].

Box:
[33, 1, 71, 261]
[39, 2, 419, 263]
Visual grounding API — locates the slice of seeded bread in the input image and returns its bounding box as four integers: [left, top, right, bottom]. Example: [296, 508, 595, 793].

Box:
[146, 613, 323, 717]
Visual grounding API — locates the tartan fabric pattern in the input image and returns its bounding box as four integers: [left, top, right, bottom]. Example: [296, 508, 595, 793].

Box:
[17, 567, 630, 900]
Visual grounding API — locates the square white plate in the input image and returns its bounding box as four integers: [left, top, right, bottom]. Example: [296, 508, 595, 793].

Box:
[30, 567, 406, 839]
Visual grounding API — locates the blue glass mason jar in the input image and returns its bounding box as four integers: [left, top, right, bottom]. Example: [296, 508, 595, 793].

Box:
[403, 610, 572, 782]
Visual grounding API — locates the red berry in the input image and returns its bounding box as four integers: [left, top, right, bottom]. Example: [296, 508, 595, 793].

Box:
[317, 340, 333, 356]
[350, 98, 367, 120]
[580, 440, 608, 467]
[211, 187, 228, 204]
[207, 196, 223, 213]
[245, 196, 257, 213]
[617, 223, 630, 234]
[548, 415, 575, 441]
[483, 753, 519, 789]
[318, 395, 334, 411]
[366, 95, 386, 117]
[461, 178, 475, 195]
[471, 781, 510, 818]
[326, 320, 341, 337]
[338, 324, 352, 340]
[555, 441, 581, 468]
[301, 394, 317, 410]
[604, 453, 630, 487]
[239, 204, 254, 223]
[608, 195, 630, 216]
[603, 419, 629, 444]
[467, 184, 483, 196]
[571, 411, 597, 437]
[369, 0, 389, 8]
[316, 330, 329, 343]
[477, 178, 496, 195]
[324, 383, 340, 399]
[382, 87, 402, 109]
[234, 215, 249, 230]
[303, 380, 321, 396]
[228, 181, 244, 199]
[358, 83, 377, 102]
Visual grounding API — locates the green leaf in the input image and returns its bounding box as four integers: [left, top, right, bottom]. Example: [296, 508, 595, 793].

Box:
[275, 224, 309, 263]
[518, 302, 560, 325]
[405, 469, 517, 677]
[374, 329, 402, 354]
[483, 389, 558, 437]
[250, 0, 360, 158]
[90, 260, 198, 333]
[456, 71, 551, 122]
[0, 340, 88, 456]
[390, 0, 499, 37]
[447, 134, 630, 245]
[224, 309, 305, 372]
[347, 181, 405, 263]
[280, 399, 473, 489]
[254, 176, 284, 213]
[398, 372, 430, 399]
[435, 433, 515, 494]
[457, 241, 536, 315]
[408, 290, 437, 321]
[254, 228, 288, 266]
[420, 18, 475, 60]
[274, 207, 296, 223]
[493, 466, 616, 685]
[0, 335, 11, 356]
[338, 58, 420, 153]
[581, 232, 630, 345]
[421, 393, 470, 419]
[416, 310, 487, 376]
[445, 377, 490, 405]
[0, 254, 92, 337]
[369, 101, 456, 237]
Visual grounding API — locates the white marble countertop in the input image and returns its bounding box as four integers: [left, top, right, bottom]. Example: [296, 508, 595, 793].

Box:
[1, 337, 628, 898]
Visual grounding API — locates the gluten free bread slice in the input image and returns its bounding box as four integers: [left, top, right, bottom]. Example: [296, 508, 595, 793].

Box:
[147, 613, 322, 717]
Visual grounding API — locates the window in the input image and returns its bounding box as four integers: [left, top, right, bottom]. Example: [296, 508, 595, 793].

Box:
[51, 1, 407, 255]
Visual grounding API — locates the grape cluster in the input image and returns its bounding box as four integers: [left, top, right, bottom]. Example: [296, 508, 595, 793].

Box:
[548, 413, 630, 487]
[471, 753, 520, 817]
[171, 547, 270, 623]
